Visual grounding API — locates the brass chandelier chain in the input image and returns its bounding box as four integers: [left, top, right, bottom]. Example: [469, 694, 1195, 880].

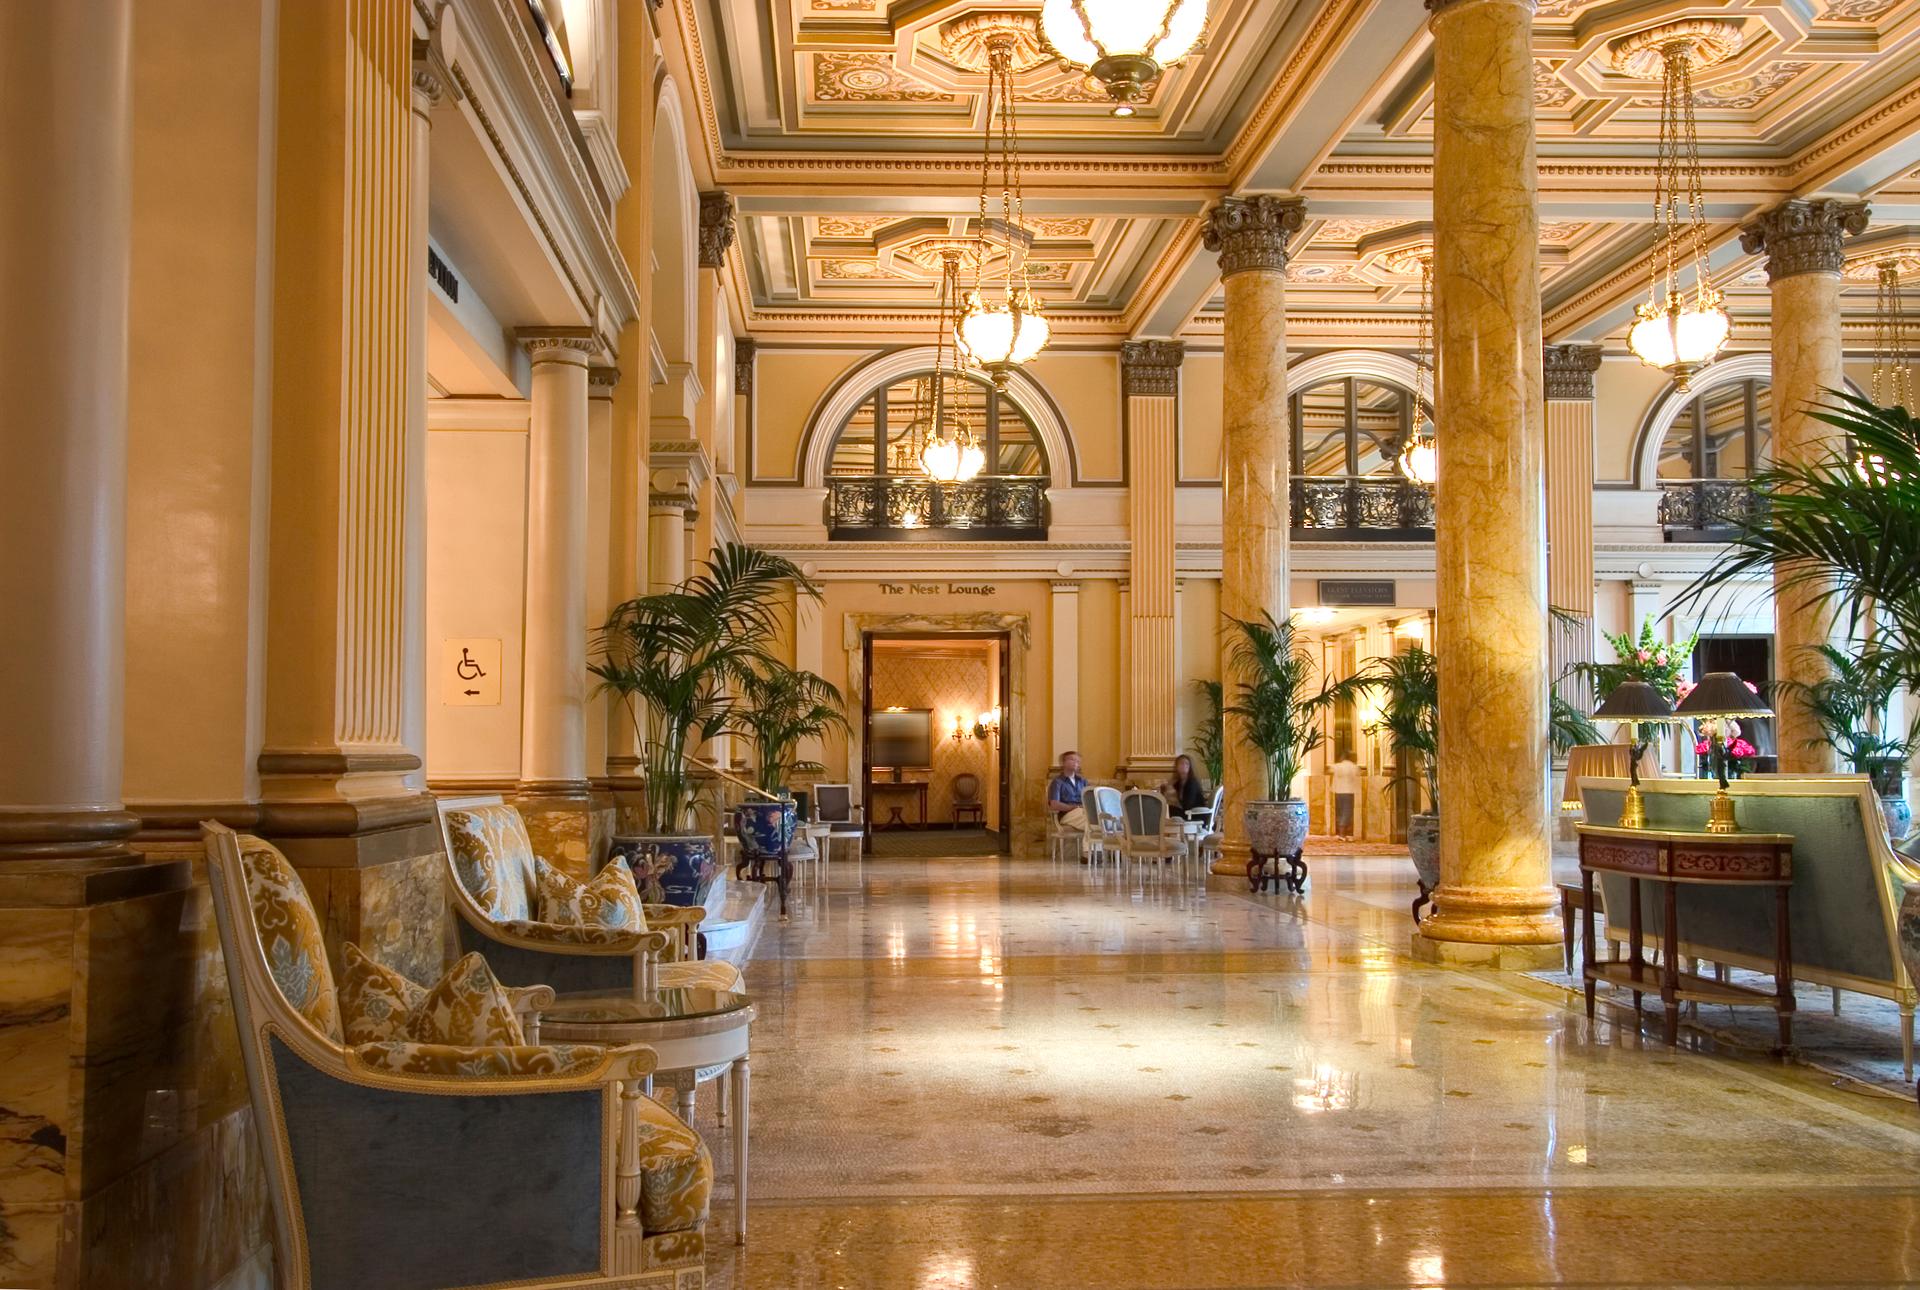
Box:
[1872, 260, 1914, 411]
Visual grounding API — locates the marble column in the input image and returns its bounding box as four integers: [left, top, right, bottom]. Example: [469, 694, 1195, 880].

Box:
[1201, 194, 1304, 874]
[1420, 0, 1559, 962]
[1544, 344, 1602, 714]
[1122, 340, 1184, 778]
[517, 332, 597, 878]
[1050, 580, 1082, 762]
[1739, 198, 1871, 774]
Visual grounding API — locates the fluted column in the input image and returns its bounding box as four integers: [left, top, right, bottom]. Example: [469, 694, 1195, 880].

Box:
[0, 0, 139, 864]
[1122, 341, 1184, 778]
[1739, 197, 1871, 773]
[649, 490, 693, 592]
[1545, 344, 1602, 714]
[1201, 194, 1304, 874]
[1051, 580, 1082, 762]
[404, 46, 445, 789]
[1420, 0, 1559, 960]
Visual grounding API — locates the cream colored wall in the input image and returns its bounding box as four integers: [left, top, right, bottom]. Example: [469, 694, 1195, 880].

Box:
[1022, 350, 1123, 481]
[751, 348, 868, 481]
[1075, 578, 1123, 776]
[1180, 351, 1224, 482]
[426, 427, 530, 780]
[1593, 357, 1680, 484]
[1175, 578, 1221, 759]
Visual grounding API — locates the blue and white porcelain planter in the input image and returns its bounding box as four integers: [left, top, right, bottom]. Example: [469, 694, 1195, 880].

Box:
[610, 832, 717, 907]
[1898, 882, 1920, 1008]
[1244, 799, 1309, 858]
[735, 800, 797, 860]
[1883, 795, 1913, 843]
[1408, 813, 1441, 892]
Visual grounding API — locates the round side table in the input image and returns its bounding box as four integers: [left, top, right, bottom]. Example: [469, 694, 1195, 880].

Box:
[537, 986, 756, 1244]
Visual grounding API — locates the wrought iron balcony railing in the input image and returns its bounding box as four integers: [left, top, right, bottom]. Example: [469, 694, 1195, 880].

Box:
[826, 475, 1049, 541]
[1657, 479, 1764, 540]
[1290, 476, 1435, 541]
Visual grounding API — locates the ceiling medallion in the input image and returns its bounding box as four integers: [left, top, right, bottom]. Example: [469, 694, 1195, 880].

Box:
[940, 13, 1050, 74]
[1039, 1, 1208, 117]
[1615, 20, 1738, 390]
[955, 29, 1051, 386]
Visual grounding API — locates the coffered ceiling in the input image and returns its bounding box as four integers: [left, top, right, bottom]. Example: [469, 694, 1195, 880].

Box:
[652, 0, 1920, 345]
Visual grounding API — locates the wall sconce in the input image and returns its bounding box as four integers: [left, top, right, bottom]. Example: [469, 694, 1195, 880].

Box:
[951, 708, 1001, 748]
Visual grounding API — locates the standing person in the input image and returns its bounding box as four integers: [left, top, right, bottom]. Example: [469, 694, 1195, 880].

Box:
[1048, 751, 1089, 836]
[1163, 753, 1208, 819]
[1329, 751, 1362, 840]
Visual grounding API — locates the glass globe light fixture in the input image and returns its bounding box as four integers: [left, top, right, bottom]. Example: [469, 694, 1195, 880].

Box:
[1398, 429, 1437, 487]
[920, 431, 963, 483]
[1040, 0, 1207, 114]
[957, 435, 988, 482]
[1627, 289, 1732, 390]
[956, 287, 1051, 386]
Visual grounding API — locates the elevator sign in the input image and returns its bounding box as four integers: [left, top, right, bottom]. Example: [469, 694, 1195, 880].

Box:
[442, 639, 502, 706]
[1317, 580, 1396, 607]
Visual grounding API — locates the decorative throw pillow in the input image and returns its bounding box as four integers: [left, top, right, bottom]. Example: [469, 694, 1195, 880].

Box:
[338, 946, 524, 1049]
[535, 856, 647, 932]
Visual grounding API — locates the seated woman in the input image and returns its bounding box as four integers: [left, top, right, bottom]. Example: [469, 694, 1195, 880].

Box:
[1161, 754, 1209, 820]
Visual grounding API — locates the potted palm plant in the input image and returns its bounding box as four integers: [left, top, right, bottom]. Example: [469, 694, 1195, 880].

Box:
[1225, 613, 1361, 873]
[592, 544, 820, 904]
[730, 662, 850, 860]
[1358, 647, 1439, 910]
[1778, 642, 1920, 837]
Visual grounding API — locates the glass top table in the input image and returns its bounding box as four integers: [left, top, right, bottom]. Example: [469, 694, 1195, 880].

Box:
[540, 986, 751, 1029]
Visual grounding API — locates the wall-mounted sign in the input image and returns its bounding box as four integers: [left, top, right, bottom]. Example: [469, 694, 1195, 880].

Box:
[441, 638, 502, 706]
[427, 246, 460, 303]
[879, 582, 999, 596]
[1318, 579, 1396, 607]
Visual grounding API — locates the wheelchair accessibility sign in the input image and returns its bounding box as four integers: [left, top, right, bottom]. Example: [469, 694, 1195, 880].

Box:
[441, 639, 502, 706]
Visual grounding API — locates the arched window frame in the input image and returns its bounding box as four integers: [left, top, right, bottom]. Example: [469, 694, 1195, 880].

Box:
[825, 367, 1050, 481]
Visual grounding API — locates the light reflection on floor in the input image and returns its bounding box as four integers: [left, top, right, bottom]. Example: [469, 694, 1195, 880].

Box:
[702, 853, 1920, 1288]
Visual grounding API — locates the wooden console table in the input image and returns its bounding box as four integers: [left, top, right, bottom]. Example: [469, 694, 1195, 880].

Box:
[1577, 824, 1796, 1050]
[867, 780, 929, 830]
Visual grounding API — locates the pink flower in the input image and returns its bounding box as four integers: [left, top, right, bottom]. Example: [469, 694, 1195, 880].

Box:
[1694, 739, 1712, 756]
[1636, 650, 1650, 662]
[1675, 680, 1696, 700]
[1728, 738, 1758, 759]
[1744, 680, 1759, 694]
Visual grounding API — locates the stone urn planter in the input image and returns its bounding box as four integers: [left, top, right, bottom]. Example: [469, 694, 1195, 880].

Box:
[1408, 813, 1440, 922]
[609, 833, 716, 907]
[1873, 766, 1912, 841]
[1244, 799, 1310, 893]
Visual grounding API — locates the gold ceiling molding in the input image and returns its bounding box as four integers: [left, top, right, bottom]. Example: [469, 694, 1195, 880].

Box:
[939, 13, 1049, 74]
[1606, 20, 1745, 80]
[1220, 0, 1362, 179]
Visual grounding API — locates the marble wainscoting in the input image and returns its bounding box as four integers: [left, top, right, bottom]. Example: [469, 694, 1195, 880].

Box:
[290, 823, 454, 988]
[0, 844, 272, 1289]
[515, 789, 598, 882]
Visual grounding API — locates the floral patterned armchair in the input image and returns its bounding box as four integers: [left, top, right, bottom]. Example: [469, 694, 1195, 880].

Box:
[200, 823, 712, 1289]
[436, 796, 743, 998]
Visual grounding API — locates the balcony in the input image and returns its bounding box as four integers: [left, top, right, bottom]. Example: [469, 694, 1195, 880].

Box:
[1658, 479, 1764, 541]
[826, 476, 1049, 542]
[1291, 477, 1435, 541]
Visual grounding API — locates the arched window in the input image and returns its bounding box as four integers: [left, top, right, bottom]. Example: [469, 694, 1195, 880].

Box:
[1286, 375, 1433, 540]
[1289, 377, 1423, 478]
[826, 370, 1048, 479]
[1656, 377, 1771, 481]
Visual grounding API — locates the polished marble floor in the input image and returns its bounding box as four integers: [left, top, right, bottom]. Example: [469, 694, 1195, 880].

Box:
[702, 853, 1920, 1288]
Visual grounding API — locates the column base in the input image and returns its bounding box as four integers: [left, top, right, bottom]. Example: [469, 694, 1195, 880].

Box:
[1415, 880, 1561, 961]
[1410, 933, 1562, 971]
[1210, 839, 1250, 877]
[515, 781, 611, 880]
[0, 806, 142, 864]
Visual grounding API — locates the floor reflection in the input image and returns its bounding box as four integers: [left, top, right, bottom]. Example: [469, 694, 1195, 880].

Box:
[704, 852, 1920, 1288]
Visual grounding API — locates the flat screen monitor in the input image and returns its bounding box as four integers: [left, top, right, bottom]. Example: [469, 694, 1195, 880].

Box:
[870, 708, 933, 769]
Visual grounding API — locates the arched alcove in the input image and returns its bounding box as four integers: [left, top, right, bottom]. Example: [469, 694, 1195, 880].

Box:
[650, 78, 696, 369]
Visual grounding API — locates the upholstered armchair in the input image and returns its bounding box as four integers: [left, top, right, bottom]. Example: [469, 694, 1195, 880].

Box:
[201, 823, 712, 1290]
[436, 796, 743, 997]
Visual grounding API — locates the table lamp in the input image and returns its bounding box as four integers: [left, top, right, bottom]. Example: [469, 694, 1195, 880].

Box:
[1592, 680, 1676, 829]
[1673, 670, 1773, 834]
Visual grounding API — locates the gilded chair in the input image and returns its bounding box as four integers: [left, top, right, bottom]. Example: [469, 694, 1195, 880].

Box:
[437, 796, 743, 998]
[1120, 789, 1181, 868]
[201, 823, 713, 1290]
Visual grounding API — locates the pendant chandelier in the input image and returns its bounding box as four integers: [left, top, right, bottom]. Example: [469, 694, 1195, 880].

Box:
[955, 29, 1050, 385]
[1870, 258, 1915, 411]
[1399, 249, 1439, 488]
[1615, 22, 1737, 389]
[1039, 1, 1207, 116]
[920, 248, 987, 484]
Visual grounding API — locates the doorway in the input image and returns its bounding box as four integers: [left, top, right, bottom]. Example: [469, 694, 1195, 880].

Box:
[860, 632, 1011, 857]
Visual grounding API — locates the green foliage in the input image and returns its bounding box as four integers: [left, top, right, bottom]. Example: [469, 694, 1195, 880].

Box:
[1224, 613, 1366, 801]
[1357, 646, 1438, 812]
[591, 543, 819, 833]
[1550, 691, 1604, 758]
[1776, 642, 1920, 778]
[1677, 390, 1920, 688]
[1577, 617, 1700, 704]
[1191, 679, 1225, 789]
[733, 664, 849, 795]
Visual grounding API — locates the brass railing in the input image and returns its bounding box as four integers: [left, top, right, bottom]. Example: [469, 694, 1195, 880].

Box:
[1657, 479, 1763, 539]
[826, 475, 1049, 541]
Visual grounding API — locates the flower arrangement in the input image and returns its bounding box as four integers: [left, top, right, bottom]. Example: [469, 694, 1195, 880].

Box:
[1589, 619, 1700, 703]
[1693, 717, 1758, 778]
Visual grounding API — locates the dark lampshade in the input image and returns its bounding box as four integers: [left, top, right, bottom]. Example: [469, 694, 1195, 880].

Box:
[1673, 671, 1774, 719]
[1593, 680, 1676, 724]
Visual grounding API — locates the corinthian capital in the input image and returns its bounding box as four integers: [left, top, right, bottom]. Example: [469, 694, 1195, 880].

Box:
[1542, 344, 1603, 401]
[1201, 195, 1307, 279]
[1120, 340, 1185, 398]
[1738, 198, 1871, 283]
[698, 191, 737, 269]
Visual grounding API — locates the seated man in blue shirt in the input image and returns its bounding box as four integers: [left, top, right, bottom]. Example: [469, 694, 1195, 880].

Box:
[1047, 751, 1088, 837]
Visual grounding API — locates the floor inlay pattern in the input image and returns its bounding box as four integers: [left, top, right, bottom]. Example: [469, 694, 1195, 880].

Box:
[696, 854, 1920, 1288]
